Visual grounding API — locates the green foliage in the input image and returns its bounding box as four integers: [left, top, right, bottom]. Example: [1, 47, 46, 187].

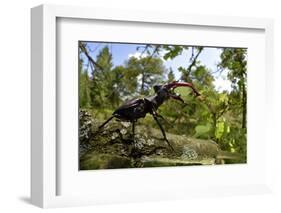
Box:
[194, 124, 212, 139]
[219, 48, 247, 129]
[162, 45, 186, 60]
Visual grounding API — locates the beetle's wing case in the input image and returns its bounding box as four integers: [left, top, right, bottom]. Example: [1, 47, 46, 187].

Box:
[114, 98, 142, 111]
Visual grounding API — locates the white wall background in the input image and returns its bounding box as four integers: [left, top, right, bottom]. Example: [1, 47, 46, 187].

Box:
[0, 0, 280, 212]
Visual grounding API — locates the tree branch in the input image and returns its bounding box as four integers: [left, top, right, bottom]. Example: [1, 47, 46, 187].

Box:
[187, 47, 203, 74]
[79, 42, 104, 71]
[144, 45, 160, 65]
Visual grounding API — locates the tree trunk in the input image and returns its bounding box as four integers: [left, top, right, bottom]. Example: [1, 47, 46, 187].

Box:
[212, 112, 217, 138]
[141, 72, 145, 94]
[242, 83, 247, 129]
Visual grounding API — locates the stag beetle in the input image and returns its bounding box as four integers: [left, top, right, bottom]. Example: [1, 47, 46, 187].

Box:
[95, 81, 200, 152]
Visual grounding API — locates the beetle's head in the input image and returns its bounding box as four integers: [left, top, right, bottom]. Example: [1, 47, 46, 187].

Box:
[153, 84, 170, 101]
[153, 85, 162, 93]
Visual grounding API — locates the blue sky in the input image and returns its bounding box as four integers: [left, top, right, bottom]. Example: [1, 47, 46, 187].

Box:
[80, 42, 232, 92]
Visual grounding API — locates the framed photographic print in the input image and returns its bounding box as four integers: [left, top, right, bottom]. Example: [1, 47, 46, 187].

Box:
[31, 4, 274, 208]
[77, 41, 247, 170]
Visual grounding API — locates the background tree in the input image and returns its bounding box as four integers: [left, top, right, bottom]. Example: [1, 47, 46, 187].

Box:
[216, 48, 247, 161]
[110, 65, 139, 104]
[79, 59, 91, 108]
[126, 56, 166, 95]
[167, 68, 175, 82]
[218, 48, 247, 129]
[92, 46, 114, 107]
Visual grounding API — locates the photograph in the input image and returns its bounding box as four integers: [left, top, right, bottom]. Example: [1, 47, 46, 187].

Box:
[78, 41, 247, 170]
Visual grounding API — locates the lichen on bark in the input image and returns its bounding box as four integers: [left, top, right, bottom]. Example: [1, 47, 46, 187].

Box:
[79, 109, 238, 170]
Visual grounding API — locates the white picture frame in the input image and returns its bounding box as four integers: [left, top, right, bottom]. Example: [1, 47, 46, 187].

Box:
[31, 4, 274, 208]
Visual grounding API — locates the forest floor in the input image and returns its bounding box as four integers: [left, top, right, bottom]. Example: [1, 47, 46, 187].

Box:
[79, 110, 239, 170]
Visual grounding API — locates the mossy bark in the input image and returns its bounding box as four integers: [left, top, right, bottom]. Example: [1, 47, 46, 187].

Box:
[79, 109, 239, 170]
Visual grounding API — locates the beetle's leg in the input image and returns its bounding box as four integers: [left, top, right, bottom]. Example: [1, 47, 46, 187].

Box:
[152, 114, 175, 152]
[154, 111, 171, 126]
[126, 120, 136, 156]
[154, 111, 164, 120]
[92, 116, 114, 138]
[98, 116, 114, 130]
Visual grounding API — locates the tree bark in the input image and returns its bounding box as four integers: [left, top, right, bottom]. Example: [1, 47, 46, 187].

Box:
[212, 112, 217, 138]
[242, 83, 247, 129]
[140, 72, 145, 94]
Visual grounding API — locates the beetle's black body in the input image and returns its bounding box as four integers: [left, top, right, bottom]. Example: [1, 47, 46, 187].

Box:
[96, 81, 200, 151]
[113, 98, 151, 121]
